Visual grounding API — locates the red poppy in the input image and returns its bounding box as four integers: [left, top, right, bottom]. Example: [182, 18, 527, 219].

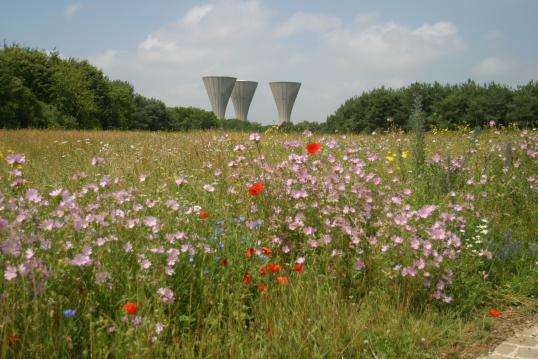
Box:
[243, 274, 251, 285]
[248, 182, 265, 196]
[79, 287, 85, 295]
[246, 247, 255, 258]
[293, 264, 303, 273]
[8, 333, 20, 343]
[306, 143, 321, 155]
[267, 263, 281, 273]
[489, 309, 501, 317]
[276, 276, 289, 284]
[199, 212, 209, 219]
[123, 302, 138, 315]
[259, 266, 268, 276]
[261, 246, 272, 256]
[258, 283, 268, 292]
[220, 258, 229, 267]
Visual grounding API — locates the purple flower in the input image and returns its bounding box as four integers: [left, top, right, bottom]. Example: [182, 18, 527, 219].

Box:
[0, 217, 8, 230]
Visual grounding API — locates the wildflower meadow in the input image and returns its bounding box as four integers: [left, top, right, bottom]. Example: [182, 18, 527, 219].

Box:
[0, 126, 537, 358]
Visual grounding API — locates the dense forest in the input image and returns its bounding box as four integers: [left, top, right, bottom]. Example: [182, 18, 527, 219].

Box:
[0, 44, 233, 131]
[325, 80, 538, 132]
[1, 44, 537, 132]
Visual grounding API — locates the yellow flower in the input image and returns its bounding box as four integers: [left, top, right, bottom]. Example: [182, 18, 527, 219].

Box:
[401, 151, 408, 159]
[386, 154, 395, 161]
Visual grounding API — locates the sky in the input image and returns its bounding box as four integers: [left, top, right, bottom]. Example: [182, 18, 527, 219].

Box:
[2, 0, 538, 124]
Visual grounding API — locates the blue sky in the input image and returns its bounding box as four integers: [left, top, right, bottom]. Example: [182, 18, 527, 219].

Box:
[2, 0, 538, 124]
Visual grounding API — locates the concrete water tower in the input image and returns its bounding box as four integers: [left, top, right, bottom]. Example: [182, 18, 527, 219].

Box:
[269, 81, 301, 123]
[202, 76, 237, 119]
[231, 80, 257, 121]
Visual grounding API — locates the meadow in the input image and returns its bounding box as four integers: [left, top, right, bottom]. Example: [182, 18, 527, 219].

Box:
[0, 127, 537, 358]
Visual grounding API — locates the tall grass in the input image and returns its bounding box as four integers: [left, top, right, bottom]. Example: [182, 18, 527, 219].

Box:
[0, 128, 537, 358]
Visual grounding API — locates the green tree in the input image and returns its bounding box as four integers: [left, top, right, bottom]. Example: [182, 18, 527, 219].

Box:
[168, 107, 218, 131]
[0, 71, 42, 128]
[49, 59, 99, 128]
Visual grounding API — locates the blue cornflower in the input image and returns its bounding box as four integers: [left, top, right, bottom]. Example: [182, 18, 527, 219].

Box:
[63, 309, 76, 317]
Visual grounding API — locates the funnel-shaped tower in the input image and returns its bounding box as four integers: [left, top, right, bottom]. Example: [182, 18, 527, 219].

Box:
[202, 76, 237, 119]
[231, 81, 258, 121]
[269, 81, 301, 123]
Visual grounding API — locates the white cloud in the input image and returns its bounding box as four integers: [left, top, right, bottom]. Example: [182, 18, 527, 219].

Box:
[64, 3, 83, 18]
[472, 56, 511, 77]
[179, 4, 214, 26]
[88, 50, 124, 69]
[274, 12, 341, 37]
[325, 20, 464, 71]
[88, 0, 466, 124]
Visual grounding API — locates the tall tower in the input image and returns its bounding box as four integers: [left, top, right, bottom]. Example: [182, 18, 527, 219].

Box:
[269, 81, 301, 123]
[231, 80, 258, 121]
[202, 76, 237, 119]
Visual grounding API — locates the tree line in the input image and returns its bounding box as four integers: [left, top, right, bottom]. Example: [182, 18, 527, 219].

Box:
[1, 45, 537, 133]
[324, 80, 538, 133]
[0, 44, 229, 131]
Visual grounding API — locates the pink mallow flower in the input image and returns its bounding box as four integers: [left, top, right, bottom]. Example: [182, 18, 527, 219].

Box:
[157, 288, 175, 304]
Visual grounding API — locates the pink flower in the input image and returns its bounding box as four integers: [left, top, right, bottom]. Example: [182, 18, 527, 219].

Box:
[392, 236, 404, 245]
[249, 133, 261, 142]
[71, 253, 91, 267]
[4, 265, 17, 281]
[203, 184, 215, 192]
[95, 271, 109, 284]
[49, 188, 62, 197]
[175, 177, 187, 185]
[90, 156, 105, 166]
[394, 215, 408, 226]
[140, 258, 152, 270]
[354, 259, 365, 271]
[143, 216, 158, 227]
[417, 205, 437, 219]
[157, 288, 175, 304]
[25, 189, 42, 203]
[155, 322, 164, 335]
[6, 153, 25, 165]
